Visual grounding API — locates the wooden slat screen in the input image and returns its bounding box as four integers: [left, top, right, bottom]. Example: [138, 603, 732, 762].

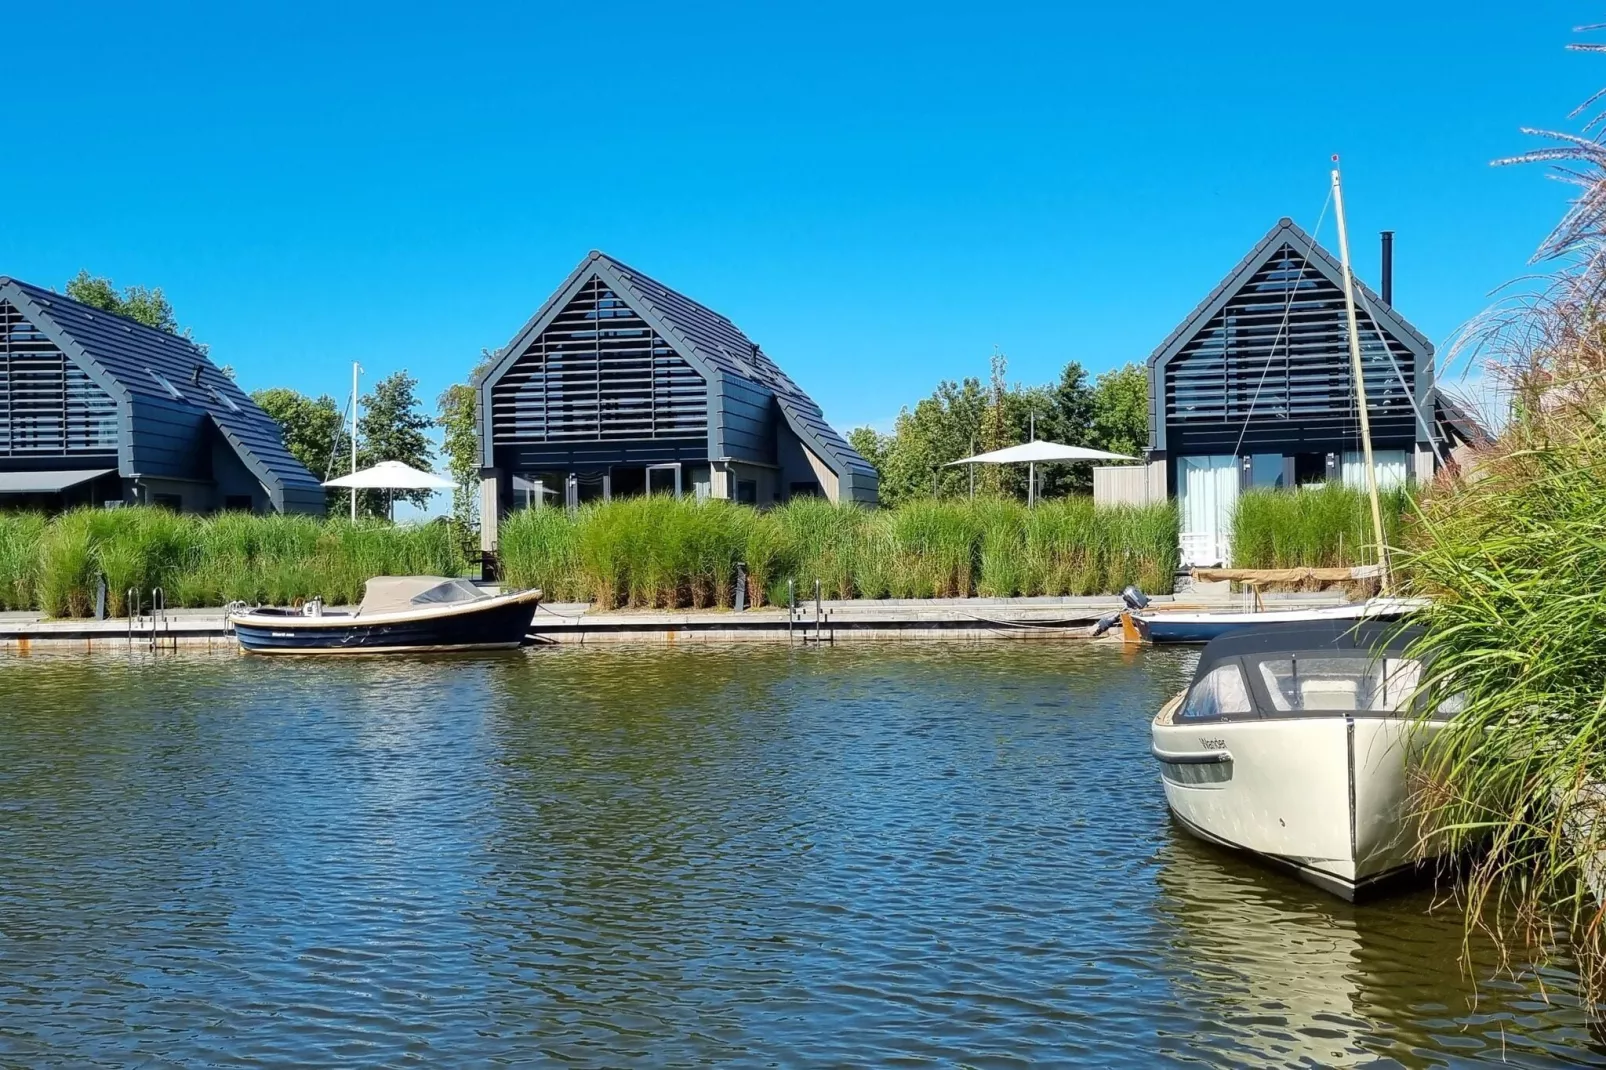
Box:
[0, 300, 118, 456]
[1165, 244, 1416, 442]
[491, 277, 708, 445]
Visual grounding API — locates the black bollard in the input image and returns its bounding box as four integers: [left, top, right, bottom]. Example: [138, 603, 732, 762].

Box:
[94, 574, 107, 621]
[734, 562, 748, 612]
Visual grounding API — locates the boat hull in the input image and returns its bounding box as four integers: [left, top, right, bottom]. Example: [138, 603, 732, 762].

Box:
[1134, 598, 1426, 645]
[233, 595, 539, 655]
[1151, 707, 1440, 900]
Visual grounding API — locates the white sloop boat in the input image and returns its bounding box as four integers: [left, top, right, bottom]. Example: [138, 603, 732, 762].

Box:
[1150, 620, 1446, 900]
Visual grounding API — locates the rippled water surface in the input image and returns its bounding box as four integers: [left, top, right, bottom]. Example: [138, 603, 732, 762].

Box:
[0, 644, 1601, 1067]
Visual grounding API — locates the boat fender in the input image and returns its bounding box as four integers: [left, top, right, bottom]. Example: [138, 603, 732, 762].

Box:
[1121, 585, 1150, 611]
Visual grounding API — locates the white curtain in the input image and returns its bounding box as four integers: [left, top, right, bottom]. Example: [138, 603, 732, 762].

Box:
[1341, 450, 1407, 491]
[1178, 455, 1239, 566]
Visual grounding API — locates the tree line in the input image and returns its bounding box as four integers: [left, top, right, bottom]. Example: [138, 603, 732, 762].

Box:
[847, 350, 1147, 507]
[67, 273, 1148, 521]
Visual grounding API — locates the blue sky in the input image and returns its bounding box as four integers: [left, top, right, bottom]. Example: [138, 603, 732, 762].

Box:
[3, 2, 1596, 488]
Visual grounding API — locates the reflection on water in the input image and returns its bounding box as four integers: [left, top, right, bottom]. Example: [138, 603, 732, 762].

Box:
[0, 644, 1599, 1067]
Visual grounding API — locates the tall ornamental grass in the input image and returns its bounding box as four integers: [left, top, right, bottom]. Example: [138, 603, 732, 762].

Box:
[0, 507, 468, 616]
[1399, 39, 1606, 1002]
[498, 495, 1179, 608]
[1403, 435, 1606, 1000]
[1231, 484, 1410, 569]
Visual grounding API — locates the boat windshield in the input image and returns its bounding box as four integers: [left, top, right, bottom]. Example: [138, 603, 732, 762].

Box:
[1179, 663, 1253, 721]
[1255, 656, 1421, 713]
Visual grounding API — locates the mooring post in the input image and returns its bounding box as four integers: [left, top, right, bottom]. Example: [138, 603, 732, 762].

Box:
[787, 578, 796, 641]
[94, 575, 107, 622]
[734, 561, 748, 613]
[814, 579, 822, 643]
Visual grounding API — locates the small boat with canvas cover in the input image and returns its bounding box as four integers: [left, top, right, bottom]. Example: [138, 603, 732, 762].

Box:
[231, 577, 542, 655]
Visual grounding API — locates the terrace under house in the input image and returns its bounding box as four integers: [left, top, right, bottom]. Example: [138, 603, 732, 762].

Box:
[0, 276, 324, 514]
[474, 251, 877, 556]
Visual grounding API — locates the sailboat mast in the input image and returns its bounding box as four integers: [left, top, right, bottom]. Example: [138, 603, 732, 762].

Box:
[1330, 159, 1392, 595]
[351, 362, 360, 521]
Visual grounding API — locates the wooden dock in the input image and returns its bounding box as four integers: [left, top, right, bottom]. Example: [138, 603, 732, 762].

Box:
[0, 592, 1359, 651]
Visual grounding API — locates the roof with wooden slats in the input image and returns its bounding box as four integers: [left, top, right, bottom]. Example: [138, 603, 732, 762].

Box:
[0, 277, 323, 508]
[1146, 218, 1438, 456]
[478, 251, 877, 490]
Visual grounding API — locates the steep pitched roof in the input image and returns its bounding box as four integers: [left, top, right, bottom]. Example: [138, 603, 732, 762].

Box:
[479, 251, 876, 484]
[1147, 218, 1434, 373]
[0, 277, 322, 503]
[1145, 218, 1440, 452]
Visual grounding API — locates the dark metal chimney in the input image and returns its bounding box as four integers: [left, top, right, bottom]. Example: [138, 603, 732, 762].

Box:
[1380, 230, 1394, 305]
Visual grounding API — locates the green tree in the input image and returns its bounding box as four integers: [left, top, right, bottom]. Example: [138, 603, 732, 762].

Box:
[436, 350, 498, 533]
[251, 387, 349, 510]
[843, 354, 1148, 505]
[64, 271, 204, 349]
[359, 371, 435, 512]
[847, 426, 887, 474]
[1035, 360, 1097, 495]
[1089, 362, 1148, 457]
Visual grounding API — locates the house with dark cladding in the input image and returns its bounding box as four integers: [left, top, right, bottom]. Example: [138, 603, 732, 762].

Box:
[474, 251, 877, 552]
[1142, 218, 1485, 567]
[0, 276, 324, 514]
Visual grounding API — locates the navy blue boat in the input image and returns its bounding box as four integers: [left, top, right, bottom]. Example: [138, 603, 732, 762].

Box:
[231, 577, 543, 655]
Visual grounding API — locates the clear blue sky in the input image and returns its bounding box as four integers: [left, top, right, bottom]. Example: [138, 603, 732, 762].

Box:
[4, 2, 1595, 449]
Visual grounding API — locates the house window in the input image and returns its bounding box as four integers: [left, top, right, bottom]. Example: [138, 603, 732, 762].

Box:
[152, 493, 182, 511]
[735, 480, 757, 504]
[224, 495, 253, 511]
[789, 481, 822, 498]
[208, 386, 242, 413]
[146, 368, 183, 400]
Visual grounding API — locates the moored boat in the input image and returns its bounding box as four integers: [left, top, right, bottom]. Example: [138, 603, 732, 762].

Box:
[1150, 620, 1446, 900]
[1129, 593, 1427, 645]
[231, 577, 542, 655]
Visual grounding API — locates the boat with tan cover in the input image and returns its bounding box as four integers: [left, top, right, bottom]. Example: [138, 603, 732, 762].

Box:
[231, 577, 542, 655]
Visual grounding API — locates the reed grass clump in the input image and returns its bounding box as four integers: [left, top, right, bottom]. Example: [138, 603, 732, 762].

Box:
[498, 494, 1179, 608]
[6, 507, 469, 616]
[1231, 484, 1410, 569]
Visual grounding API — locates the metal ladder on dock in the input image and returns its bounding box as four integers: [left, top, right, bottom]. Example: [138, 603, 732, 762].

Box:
[126, 587, 173, 651]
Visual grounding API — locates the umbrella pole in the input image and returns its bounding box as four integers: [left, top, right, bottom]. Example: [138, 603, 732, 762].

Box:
[1028, 461, 1036, 507]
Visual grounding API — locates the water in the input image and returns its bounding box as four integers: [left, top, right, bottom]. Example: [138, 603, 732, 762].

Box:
[0, 644, 1599, 1067]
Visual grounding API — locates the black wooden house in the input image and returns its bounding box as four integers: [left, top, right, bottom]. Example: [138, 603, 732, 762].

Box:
[1144, 219, 1475, 567]
[0, 276, 324, 514]
[475, 251, 876, 550]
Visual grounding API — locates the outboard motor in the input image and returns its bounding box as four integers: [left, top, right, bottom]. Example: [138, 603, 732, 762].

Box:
[1089, 613, 1122, 638]
[1121, 585, 1150, 611]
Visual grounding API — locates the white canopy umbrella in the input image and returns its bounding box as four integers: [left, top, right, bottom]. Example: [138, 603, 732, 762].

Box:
[324, 461, 455, 520]
[324, 460, 455, 490]
[944, 440, 1138, 505]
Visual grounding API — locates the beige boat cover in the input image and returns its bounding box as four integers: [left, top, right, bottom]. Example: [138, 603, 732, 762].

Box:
[1190, 564, 1383, 585]
[357, 576, 489, 616]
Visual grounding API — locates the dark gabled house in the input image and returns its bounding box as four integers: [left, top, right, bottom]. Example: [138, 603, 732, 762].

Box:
[474, 251, 876, 550]
[0, 276, 324, 514]
[1144, 218, 1479, 567]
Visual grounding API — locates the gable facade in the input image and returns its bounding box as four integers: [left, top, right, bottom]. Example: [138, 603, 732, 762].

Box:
[1143, 219, 1451, 567]
[0, 277, 324, 515]
[475, 252, 876, 551]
